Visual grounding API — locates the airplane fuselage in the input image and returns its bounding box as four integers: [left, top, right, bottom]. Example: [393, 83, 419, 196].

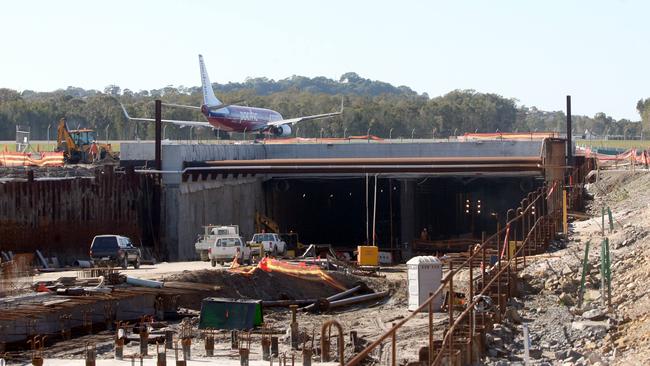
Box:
[201, 105, 283, 133]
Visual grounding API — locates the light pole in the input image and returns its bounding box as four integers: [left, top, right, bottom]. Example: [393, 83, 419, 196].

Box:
[46, 124, 51, 146]
[343, 127, 348, 139]
[295, 127, 300, 139]
[367, 128, 371, 143]
[163, 124, 168, 140]
[432, 127, 437, 140]
[389, 128, 394, 140]
[320, 128, 324, 141]
[104, 123, 110, 144]
[411, 128, 416, 141]
[453, 128, 458, 137]
[243, 127, 247, 141]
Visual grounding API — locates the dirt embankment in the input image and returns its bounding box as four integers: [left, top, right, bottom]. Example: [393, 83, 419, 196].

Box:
[164, 267, 386, 302]
[484, 171, 650, 366]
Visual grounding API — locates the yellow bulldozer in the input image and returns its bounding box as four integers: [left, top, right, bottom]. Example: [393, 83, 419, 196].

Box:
[56, 118, 118, 164]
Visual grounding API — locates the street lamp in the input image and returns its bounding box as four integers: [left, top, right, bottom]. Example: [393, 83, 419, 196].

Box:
[295, 127, 300, 139]
[411, 128, 416, 141]
[46, 124, 51, 146]
[367, 128, 371, 143]
[389, 128, 393, 140]
[320, 127, 324, 140]
[105, 123, 110, 144]
[163, 124, 168, 140]
[343, 127, 348, 139]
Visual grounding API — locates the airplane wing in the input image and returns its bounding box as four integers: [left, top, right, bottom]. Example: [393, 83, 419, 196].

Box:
[266, 99, 344, 127]
[120, 104, 212, 128]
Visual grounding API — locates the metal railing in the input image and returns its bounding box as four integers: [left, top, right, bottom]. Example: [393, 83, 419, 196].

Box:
[347, 181, 564, 365]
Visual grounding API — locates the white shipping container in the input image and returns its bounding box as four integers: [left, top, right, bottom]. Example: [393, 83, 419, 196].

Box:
[406, 256, 443, 311]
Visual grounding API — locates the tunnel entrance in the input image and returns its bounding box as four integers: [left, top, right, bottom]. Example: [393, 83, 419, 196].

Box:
[263, 176, 543, 249]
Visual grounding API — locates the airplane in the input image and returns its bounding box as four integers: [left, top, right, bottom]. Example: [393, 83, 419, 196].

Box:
[120, 54, 343, 137]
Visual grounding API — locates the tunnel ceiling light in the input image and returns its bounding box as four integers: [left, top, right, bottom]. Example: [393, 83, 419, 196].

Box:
[329, 194, 334, 198]
[302, 193, 307, 198]
[477, 210, 481, 214]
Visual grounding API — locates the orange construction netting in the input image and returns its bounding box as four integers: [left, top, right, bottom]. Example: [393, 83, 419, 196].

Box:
[228, 257, 346, 290]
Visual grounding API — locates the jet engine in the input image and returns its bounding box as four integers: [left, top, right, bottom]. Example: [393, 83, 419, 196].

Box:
[271, 124, 292, 137]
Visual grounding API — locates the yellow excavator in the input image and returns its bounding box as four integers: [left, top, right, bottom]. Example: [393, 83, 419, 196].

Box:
[254, 211, 304, 255]
[56, 118, 118, 164]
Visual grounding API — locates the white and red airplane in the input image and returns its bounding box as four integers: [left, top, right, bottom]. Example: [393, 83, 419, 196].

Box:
[121, 55, 343, 137]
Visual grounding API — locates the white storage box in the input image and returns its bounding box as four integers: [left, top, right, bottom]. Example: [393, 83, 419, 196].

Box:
[406, 256, 443, 311]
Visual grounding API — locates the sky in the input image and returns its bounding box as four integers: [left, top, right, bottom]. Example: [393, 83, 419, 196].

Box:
[0, 0, 647, 120]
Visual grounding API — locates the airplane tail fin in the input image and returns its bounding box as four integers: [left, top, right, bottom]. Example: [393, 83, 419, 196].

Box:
[198, 54, 222, 107]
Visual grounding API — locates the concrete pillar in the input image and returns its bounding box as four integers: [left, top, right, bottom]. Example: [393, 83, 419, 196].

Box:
[400, 179, 416, 253]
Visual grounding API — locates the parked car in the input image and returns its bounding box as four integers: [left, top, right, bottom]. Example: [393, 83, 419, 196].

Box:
[248, 233, 287, 255]
[208, 236, 252, 267]
[90, 235, 141, 269]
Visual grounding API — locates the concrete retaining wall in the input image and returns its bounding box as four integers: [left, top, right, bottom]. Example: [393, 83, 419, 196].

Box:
[164, 177, 265, 261]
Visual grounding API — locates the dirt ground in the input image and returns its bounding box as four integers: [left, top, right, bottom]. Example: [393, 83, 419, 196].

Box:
[15, 262, 447, 365]
[481, 170, 650, 366]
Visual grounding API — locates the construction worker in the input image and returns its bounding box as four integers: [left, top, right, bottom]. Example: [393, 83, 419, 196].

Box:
[420, 228, 429, 241]
[89, 141, 99, 163]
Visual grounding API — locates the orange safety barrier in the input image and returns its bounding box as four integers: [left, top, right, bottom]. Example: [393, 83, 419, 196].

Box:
[577, 146, 650, 167]
[229, 257, 346, 290]
[0, 151, 64, 167]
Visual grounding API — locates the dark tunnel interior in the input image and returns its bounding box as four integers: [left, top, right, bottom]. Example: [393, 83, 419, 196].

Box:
[264, 176, 543, 248]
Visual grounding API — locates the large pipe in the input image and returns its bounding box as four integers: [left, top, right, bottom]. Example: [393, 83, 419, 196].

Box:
[136, 163, 543, 176]
[327, 285, 364, 302]
[74, 260, 93, 268]
[300, 285, 365, 312]
[199, 156, 541, 167]
[261, 299, 318, 307]
[126, 276, 163, 289]
[327, 290, 390, 309]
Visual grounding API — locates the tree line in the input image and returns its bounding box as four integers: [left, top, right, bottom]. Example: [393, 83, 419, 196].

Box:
[0, 72, 645, 142]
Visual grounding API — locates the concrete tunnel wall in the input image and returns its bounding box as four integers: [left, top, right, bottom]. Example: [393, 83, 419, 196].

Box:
[121, 140, 548, 260]
[164, 177, 265, 261]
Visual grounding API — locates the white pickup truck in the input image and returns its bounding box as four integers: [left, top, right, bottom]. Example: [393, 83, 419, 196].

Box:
[208, 236, 252, 267]
[194, 225, 239, 261]
[249, 233, 287, 255]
